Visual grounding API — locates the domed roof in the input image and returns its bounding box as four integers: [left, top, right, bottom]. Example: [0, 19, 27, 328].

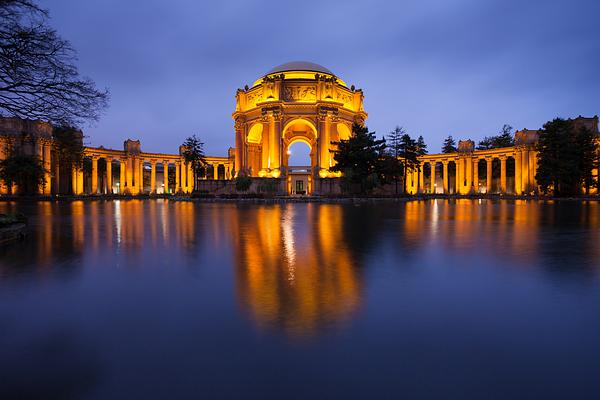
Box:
[266, 61, 335, 76]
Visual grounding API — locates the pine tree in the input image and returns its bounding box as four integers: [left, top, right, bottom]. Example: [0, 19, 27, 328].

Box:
[416, 135, 428, 155]
[535, 118, 598, 195]
[398, 134, 419, 194]
[331, 123, 387, 194]
[441, 135, 457, 153]
[477, 124, 514, 149]
[386, 126, 405, 194]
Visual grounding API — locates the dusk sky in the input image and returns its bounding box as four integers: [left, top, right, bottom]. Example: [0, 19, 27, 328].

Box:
[40, 0, 600, 156]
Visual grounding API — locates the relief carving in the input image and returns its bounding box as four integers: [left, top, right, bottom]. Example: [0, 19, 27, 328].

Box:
[283, 86, 316, 102]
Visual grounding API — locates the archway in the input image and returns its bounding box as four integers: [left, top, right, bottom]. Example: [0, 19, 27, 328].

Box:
[286, 139, 312, 195]
[282, 118, 318, 175]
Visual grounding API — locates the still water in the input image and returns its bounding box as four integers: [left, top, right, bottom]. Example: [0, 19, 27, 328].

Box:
[0, 200, 599, 399]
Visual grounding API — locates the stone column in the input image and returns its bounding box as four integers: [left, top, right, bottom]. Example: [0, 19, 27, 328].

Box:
[465, 157, 472, 194]
[500, 157, 507, 193]
[430, 162, 436, 193]
[139, 159, 145, 194]
[418, 163, 424, 194]
[187, 163, 194, 192]
[234, 119, 243, 176]
[150, 160, 156, 193]
[119, 160, 126, 194]
[126, 157, 133, 192]
[442, 161, 449, 194]
[91, 156, 98, 194]
[175, 162, 181, 192]
[486, 158, 493, 193]
[43, 142, 51, 194]
[457, 158, 464, 194]
[163, 161, 169, 194]
[473, 159, 479, 193]
[514, 150, 522, 195]
[521, 147, 529, 193]
[106, 157, 113, 194]
[213, 164, 218, 180]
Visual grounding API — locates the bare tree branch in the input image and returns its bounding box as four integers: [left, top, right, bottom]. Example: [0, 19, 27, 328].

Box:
[0, 0, 108, 127]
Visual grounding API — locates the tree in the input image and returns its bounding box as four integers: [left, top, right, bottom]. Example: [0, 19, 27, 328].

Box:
[234, 175, 252, 192]
[477, 124, 514, 150]
[416, 135, 428, 155]
[395, 133, 419, 194]
[0, 0, 109, 126]
[0, 153, 46, 194]
[52, 126, 83, 192]
[535, 118, 598, 195]
[441, 135, 457, 153]
[181, 135, 206, 192]
[331, 123, 386, 194]
[386, 126, 406, 194]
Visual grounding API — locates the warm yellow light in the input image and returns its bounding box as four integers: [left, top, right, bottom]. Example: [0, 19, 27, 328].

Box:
[271, 169, 281, 178]
[287, 149, 291, 155]
[319, 169, 329, 178]
[258, 169, 267, 178]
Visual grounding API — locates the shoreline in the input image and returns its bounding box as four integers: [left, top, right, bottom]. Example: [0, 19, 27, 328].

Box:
[0, 193, 599, 203]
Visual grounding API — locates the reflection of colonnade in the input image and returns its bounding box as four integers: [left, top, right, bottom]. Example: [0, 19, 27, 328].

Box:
[407, 117, 599, 195]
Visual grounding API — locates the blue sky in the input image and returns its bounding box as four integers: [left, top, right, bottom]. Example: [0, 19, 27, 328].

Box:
[41, 0, 600, 156]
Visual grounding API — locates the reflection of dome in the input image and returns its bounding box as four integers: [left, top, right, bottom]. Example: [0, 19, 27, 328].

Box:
[266, 61, 335, 76]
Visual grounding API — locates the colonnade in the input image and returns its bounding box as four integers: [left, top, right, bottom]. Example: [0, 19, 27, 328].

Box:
[73, 146, 233, 195]
[405, 145, 539, 195]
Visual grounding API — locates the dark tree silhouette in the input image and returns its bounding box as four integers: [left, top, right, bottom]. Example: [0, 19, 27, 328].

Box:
[0, 152, 46, 194]
[535, 118, 598, 195]
[181, 135, 206, 191]
[477, 124, 514, 150]
[441, 135, 457, 153]
[386, 126, 406, 194]
[331, 123, 386, 194]
[0, 0, 108, 126]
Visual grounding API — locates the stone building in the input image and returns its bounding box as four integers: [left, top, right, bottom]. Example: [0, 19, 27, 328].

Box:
[232, 61, 367, 195]
[0, 61, 598, 196]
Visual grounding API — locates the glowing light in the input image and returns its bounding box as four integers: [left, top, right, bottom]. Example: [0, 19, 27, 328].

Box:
[319, 169, 329, 178]
[271, 169, 281, 178]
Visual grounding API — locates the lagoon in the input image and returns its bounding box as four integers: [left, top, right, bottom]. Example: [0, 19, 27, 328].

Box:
[0, 199, 599, 399]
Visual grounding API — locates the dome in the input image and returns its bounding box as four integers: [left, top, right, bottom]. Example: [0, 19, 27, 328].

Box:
[266, 61, 335, 76]
[252, 61, 346, 87]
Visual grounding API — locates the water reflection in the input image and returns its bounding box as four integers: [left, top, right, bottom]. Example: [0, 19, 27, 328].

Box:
[0, 199, 599, 333]
[230, 204, 362, 337]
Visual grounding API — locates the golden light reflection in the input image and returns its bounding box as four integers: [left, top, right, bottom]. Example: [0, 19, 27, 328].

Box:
[230, 204, 361, 338]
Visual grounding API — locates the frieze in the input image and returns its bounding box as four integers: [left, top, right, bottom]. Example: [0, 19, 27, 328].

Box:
[283, 86, 316, 102]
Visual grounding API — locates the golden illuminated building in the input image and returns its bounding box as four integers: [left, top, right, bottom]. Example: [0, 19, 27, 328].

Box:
[232, 61, 368, 195]
[0, 61, 598, 196]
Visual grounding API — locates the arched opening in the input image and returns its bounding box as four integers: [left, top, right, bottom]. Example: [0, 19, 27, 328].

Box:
[142, 161, 151, 194]
[111, 159, 121, 194]
[477, 159, 486, 193]
[83, 156, 92, 194]
[448, 161, 457, 194]
[287, 140, 311, 168]
[217, 164, 225, 180]
[287, 140, 312, 195]
[507, 156, 516, 194]
[282, 118, 317, 174]
[167, 163, 176, 193]
[206, 164, 214, 180]
[492, 158, 501, 193]
[433, 162, 443, 193]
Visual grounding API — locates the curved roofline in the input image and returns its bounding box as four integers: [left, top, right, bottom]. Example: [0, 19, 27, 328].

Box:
[266, 61, 334, 76]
